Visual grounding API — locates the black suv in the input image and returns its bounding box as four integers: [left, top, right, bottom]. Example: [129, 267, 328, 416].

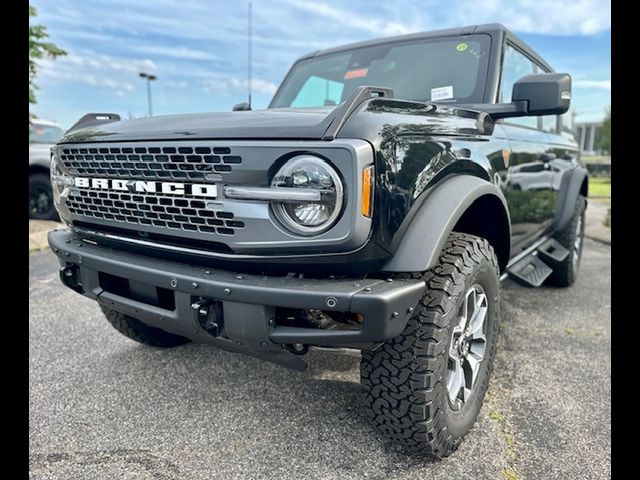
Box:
[49, 23, 587, 457]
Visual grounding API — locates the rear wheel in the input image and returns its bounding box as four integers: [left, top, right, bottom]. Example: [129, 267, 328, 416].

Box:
[546, 195, 586, 287]
[100, 305, 191, 348]
[360, 232, 500, 457]
[29, 173, 58, 220]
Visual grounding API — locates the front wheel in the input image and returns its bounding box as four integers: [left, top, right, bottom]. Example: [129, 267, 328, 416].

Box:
[360, 232, 501, 457]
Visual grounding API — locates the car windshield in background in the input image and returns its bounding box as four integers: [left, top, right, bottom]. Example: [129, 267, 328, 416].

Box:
[271, 34, 491, 108]
[29, 124, 64, 144]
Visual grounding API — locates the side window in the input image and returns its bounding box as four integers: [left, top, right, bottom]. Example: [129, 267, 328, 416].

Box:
[500, 44, 537, 129]
[291, 75, 344, 108]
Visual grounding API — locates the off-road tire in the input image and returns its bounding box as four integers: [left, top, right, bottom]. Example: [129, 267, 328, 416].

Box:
[546, 195, 586, 287]
[100, 305, 191, 348]
[360, 232, 500, 457]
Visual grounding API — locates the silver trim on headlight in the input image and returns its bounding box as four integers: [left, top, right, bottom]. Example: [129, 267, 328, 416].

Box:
[270, 155, 344, 236]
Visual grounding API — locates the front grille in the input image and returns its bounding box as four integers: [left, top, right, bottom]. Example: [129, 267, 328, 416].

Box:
[66, 188, 245, 236]
[59, 145, 242, 181]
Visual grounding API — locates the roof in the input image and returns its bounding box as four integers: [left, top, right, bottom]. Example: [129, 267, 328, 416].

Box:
[297, 23, 553, 72]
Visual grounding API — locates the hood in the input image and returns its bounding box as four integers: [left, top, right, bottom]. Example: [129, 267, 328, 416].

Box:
[60, 107, 337, 144]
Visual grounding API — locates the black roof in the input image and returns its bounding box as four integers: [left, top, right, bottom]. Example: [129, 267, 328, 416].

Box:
[297, 23, 553, 72]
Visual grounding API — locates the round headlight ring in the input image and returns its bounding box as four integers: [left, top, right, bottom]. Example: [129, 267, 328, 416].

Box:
[271, 155, 344, 236]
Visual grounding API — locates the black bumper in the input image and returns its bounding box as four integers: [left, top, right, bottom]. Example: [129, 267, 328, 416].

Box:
[48, 229, 425, 370]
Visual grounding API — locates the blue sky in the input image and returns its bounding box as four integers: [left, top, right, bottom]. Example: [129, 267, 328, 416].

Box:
[30, 0, 611, 129]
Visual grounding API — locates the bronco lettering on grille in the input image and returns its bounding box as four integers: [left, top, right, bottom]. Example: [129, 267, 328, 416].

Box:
[73, 177, 218, 198]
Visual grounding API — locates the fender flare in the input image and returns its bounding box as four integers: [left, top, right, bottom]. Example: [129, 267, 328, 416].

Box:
[382, 175, 511, 272]
[553, 166, 589, 232]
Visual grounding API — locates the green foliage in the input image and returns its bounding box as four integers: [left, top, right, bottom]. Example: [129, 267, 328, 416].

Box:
[594, 107, 611, 155]
[588, 177, 611, 197]
[29, 5, 66, 108]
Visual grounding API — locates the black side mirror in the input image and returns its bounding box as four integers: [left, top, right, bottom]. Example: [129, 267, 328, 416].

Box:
[512, 73, 571, 116]
[475, 73, 571, 120]
[233, 102, 251, 111]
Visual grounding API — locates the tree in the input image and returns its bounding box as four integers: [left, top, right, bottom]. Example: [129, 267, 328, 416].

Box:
[29, 5, 66, 110]
[595, 107, 611, 155]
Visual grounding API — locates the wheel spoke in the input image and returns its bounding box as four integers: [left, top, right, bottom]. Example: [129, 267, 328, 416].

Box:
[447, 284, 490, 410]
[447, 359, 464, 404]
[467, 295, 487, 340]
[466, 351, 483, 385]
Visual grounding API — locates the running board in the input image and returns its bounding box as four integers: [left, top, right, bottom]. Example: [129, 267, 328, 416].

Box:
[507, 254, 553, 287]
[536, 238, 570, 264]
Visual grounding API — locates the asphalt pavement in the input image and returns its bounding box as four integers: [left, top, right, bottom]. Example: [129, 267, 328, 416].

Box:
[29, 239, 611, 480]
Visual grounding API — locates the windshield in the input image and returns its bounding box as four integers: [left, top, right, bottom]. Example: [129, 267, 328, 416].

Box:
[29, 123, 64, 144]
[271, 34, 491, 108]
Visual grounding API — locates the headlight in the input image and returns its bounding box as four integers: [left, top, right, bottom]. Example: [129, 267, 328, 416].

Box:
[271, 155, 344, 235]
[50, 150, 74, 208]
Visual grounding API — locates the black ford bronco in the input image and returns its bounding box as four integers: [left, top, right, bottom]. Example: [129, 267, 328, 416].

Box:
[49, 23, 587, 456]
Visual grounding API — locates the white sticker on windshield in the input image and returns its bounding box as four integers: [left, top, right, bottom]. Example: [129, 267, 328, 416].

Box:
[430, 85, 454, 101]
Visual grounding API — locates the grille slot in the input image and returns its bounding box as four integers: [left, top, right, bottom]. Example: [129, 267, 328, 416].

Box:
[60, 146, 242, 180]
[66, 189, 245, 236]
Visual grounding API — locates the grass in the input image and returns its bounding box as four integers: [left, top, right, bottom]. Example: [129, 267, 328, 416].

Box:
[564, 327, 576, 336]
[588, 177, 611, 197]
[501, 468, 521, 480]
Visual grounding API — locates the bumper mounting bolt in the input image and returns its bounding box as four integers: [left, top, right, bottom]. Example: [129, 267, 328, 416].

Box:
[386, 278, 393, 283]
[192, 282, 199, 289]
[391, 312, 399, 318]
[64, 252, 70, 257]
[260, 342, 268, 347]
[170, 278, 178, 288]
[407, 307, 414, 314]
[77, 256, 82, 264]
[204, 270, 211, 275]
[236, 275, 243, 280]
[224, 288, 231, 295]
[363, 287, 372, 292]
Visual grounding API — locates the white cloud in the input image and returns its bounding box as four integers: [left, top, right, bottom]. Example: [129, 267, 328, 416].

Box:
[201, 77, 279, 95]
[285, 0, 417, 36]
[131, 45, 218, 61]
[573, 79, 611, 90]
[452, 0, 610, 36]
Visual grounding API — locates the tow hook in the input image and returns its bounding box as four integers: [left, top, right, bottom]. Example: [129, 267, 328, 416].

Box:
[59, 264, 83, 294]
[192, 299, 223, 337]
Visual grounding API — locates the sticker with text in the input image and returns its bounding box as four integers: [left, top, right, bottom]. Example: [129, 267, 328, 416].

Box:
[344, 68, 368, 79]
[456, 42, 468, 52]
[430, 85, 454, 101]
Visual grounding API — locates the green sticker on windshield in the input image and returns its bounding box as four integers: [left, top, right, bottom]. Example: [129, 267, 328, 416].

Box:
[456, 42, 468, 52]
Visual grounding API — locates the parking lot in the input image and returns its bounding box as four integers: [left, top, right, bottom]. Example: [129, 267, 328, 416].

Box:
[29, 239, 610, 480]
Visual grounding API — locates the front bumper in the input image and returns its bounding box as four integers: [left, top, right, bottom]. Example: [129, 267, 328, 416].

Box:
[48, 229, 424, 370]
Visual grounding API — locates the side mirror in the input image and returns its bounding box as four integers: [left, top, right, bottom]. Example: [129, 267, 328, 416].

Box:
[476, 73, 571, 120]
[512, 73, 571, 116]
[233, 102, 251, 111]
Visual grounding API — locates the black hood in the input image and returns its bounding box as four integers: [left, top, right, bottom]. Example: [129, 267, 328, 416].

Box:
[61, 107, 337, 143]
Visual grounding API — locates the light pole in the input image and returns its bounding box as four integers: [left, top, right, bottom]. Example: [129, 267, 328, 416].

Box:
[139, 72, 157, 117]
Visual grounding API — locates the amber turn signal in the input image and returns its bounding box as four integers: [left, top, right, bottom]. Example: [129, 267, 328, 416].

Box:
[361, 165, 374, 218]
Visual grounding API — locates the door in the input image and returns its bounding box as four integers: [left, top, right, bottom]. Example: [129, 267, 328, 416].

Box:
[499, 44, 556, 251]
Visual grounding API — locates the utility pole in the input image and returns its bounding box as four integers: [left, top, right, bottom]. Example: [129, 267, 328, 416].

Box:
[139, 72, 157, 117]
[248, 1, 252, 109]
